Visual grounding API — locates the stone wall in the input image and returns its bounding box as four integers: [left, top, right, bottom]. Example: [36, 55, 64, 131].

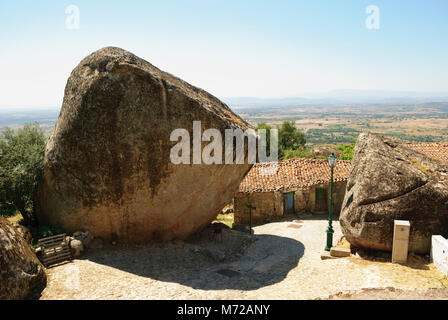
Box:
[234, 192, 283, 225]
[233, 181, 347, 225]
[294, 188, 310, 213]
[307, 182, 347, 215]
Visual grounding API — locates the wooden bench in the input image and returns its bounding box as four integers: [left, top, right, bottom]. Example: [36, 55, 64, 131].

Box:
[37, 233, 72, 267]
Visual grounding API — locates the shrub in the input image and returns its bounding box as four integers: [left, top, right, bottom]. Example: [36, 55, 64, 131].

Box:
[29, 224, 64, 245]
[0, 203, 19, 218]
[0, 124, 46, 226]
[282, 148, 314, 159]
[337, 143, 355, 160]
[256, 121, 307, 160]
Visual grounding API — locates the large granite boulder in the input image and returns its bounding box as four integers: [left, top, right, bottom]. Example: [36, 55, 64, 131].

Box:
[0, 217, 47, 299]
[339, 133, 448, 253]
[36, 47, 252, 243]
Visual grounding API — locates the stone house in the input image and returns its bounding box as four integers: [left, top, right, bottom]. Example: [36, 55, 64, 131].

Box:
[233, 158, 352, 225]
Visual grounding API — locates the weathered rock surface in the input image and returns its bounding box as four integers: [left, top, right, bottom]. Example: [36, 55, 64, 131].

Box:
[36, 47, 251, 243]
[312, 144, 342, 158]
[69, 239, 84, 257]
[74, 230, 93, 247]
[339, 133, 448, 253]
[0, 217, 47, 299]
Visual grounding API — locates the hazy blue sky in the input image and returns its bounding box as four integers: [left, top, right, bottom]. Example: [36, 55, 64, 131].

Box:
[0, 0, 447, 108]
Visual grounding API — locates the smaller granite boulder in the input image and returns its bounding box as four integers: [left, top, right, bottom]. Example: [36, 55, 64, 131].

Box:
[339, 133, 448, 253]
[72, 231, 82, 237]
[69, 239, 84, 257]
[0, 217, 47, 299]
[74, 230, 93, 247]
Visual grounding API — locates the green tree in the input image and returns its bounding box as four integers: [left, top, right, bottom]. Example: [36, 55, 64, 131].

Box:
[256, 121, 309, 160]
[337, 142, 355, 160]
[282, 147, 313, 159]
[255, 122, 273, 156]
[277, 121, 306, 160]
[278, 121, 306, 150]
[0, 124, 46, 226]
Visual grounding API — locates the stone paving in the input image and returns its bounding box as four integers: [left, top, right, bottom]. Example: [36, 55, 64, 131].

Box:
[40, 216, 448, 300]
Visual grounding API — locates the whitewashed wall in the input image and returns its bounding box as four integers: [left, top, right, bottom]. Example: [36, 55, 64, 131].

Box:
[431, 235, 448, 276]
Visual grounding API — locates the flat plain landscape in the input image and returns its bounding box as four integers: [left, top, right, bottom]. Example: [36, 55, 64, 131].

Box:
[233, 102, 448, 145]
[0, 108, 59, 137]
[2, 101, 448, 146]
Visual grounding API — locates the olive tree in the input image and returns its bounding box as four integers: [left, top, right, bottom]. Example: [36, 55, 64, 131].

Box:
[255, 122, 273, 156]
[0, 124, 46, 226]
[256, 120, 308, 160]
[277, 120, 306, 151]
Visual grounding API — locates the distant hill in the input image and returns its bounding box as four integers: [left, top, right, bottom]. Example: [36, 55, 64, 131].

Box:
[0, 107, 59, 125]
[223, 90, 448, 107]
[0, 108, 59, 135]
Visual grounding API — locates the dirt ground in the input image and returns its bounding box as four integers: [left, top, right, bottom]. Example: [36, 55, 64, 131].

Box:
[39, 216, 448, 300]
[324, 287, 448, 300]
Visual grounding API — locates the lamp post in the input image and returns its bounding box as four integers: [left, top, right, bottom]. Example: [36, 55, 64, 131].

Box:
[246, 203, 256, 235]
[325, 152, 337, 251]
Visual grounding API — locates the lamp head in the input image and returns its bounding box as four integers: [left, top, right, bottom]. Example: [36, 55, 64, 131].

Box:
[328, 152, 337, 168]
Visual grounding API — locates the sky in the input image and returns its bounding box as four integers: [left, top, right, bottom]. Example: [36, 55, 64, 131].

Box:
[0, 0, 447, 108]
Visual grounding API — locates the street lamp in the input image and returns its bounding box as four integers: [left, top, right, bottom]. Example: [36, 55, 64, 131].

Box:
[246, 203, 256, 235]
[325, 152, 337, 251]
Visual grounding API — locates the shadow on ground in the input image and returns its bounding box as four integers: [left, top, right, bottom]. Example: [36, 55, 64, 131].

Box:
[81, 226, 305, 291]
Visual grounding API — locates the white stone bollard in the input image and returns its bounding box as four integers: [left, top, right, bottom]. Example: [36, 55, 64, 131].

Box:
[431, 235, 448, 276]
[392, 220, 410, 263]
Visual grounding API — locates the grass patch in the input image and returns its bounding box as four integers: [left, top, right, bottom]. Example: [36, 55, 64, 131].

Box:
[7, 212, 23, 224]
[213, 213, 234, 228]
[1, 203, 64, 245]
[0, 203, 24, 224]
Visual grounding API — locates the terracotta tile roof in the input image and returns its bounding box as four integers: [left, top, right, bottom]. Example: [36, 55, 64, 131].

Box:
[401, 142, 448, 164]
[368, 134, 448, 164]
[238, 158, 352, 193]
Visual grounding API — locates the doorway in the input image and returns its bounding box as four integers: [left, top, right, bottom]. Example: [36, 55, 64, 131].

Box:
[315, 188, 328, 213]
[283, 192, 295, 215]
